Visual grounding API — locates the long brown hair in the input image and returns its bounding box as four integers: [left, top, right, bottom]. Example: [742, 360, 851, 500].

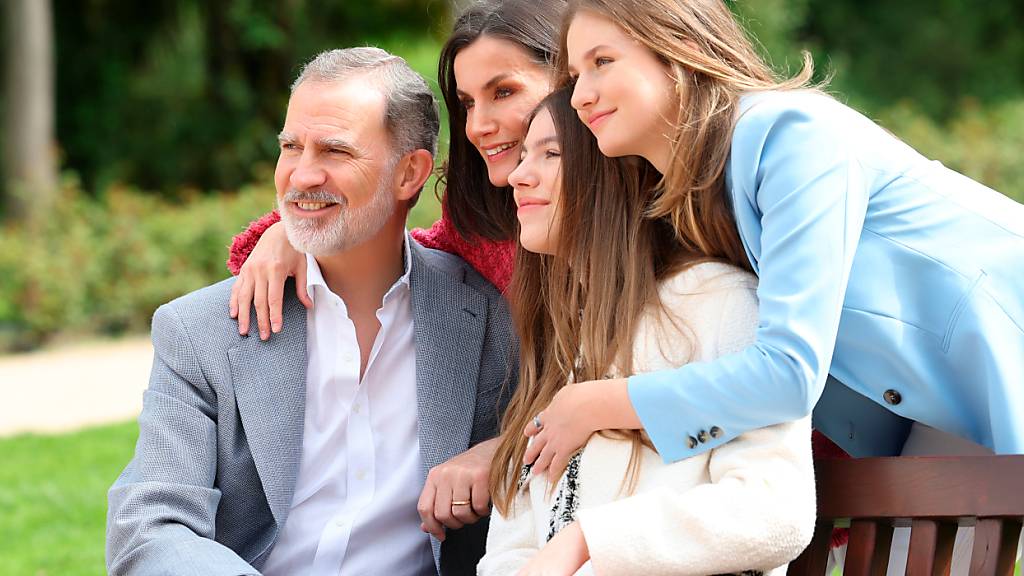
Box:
[438, 0, 567, 241]
[556, 0, 820, 270]
[490, 87, 691, 516]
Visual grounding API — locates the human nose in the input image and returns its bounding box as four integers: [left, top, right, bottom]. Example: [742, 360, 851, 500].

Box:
[570, 73, 597, 111]
[508, 157, 536, 194]
[289, 149, 327, 191]
[465, 104, 498, 143]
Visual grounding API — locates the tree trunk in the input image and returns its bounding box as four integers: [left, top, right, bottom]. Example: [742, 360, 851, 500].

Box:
[3, 0, 57, 223]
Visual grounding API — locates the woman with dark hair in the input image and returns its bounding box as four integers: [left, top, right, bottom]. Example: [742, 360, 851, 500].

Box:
[479, 86, 814, 576]
[226, 0, 566, 324]
[224, 0, 568, 542]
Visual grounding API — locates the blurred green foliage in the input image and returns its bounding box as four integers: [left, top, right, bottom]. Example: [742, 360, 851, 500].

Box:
[732, 0, 1024, 119]
[1, 0, 1023, 351]
[53, 0, 452, 195]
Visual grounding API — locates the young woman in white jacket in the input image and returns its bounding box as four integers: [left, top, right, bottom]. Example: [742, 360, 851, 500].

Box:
[478, 86, 815, 576]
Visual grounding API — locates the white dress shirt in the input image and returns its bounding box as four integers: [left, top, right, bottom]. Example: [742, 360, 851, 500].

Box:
[262, 235, 435, 576]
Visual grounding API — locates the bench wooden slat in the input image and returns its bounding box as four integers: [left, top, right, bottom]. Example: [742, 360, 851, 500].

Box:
[846, 520, 894, 576]
[969, 519, 1023, 576]
[787, 456, 1024, 576]
[905, 519, 956, 576]
[814, 456, 1024, 519]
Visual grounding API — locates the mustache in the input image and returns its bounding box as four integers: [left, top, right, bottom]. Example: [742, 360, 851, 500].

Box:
[282, 189, 345, 205]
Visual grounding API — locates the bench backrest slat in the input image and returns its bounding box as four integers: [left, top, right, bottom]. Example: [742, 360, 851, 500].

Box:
[787, 455, 1024, 576]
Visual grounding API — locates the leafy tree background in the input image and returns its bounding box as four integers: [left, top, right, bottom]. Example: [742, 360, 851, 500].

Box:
[0, 0, 1022, 351]
[53, 0, 452, 195]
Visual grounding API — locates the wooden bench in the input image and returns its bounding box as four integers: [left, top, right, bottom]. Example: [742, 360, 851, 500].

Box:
[787, 455, 1024, 576]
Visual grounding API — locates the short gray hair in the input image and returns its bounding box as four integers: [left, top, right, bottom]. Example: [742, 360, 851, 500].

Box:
[292, 47, 440, 158]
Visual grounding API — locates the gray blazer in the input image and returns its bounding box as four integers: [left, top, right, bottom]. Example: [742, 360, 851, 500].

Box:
[107, 242, 518, 576]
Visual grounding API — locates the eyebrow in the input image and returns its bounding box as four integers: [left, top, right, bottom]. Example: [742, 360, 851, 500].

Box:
[521, 135, 560, 154]
[581, 44, 613, 62]
[456, 73, 515, 98]
[277, 132, 355, 151]
[315, 136, 354, 150]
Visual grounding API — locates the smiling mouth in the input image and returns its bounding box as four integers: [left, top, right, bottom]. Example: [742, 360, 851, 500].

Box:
[290, 201, 339, 214]
[588, 110, 615, 128]
[482, 141, 519, 160]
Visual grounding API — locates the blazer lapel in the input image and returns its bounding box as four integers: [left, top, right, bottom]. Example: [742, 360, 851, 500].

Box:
[228, 292, 308, 526]
[409, 243, 489, 479]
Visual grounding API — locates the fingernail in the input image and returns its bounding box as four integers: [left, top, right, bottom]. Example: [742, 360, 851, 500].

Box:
[272, 323, 280, 333]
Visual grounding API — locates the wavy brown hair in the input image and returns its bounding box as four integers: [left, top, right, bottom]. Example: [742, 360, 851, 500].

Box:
[556, 0, 821, 269]
[438, 0, 567, 241]
[490, 87, 692, 516]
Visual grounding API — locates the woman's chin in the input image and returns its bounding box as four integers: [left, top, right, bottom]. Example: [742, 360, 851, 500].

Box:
[596, 136, 631, 159]
[486, 165, 514, 188]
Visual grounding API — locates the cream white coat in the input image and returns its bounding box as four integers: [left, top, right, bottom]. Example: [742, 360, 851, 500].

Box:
[479, 262, 816, 576]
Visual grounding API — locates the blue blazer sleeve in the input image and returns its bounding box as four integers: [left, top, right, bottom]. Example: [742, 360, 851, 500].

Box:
[629, 94, 869, 463]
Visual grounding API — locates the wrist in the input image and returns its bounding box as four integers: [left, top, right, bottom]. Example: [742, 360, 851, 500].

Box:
[569, 521, 591, 564]
[591, 378, 638, 431]
[472, 436, 500, 458]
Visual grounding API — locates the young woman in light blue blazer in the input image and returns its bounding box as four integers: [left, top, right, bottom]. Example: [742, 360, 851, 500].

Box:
[520, 0, 1024, 482]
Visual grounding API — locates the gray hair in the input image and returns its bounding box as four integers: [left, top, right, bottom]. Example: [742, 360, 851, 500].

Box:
[292, 47, 440, 158]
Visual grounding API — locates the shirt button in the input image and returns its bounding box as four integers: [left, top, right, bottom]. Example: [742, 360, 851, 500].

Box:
[697, 430, 709, 444]
[352, 403, 361, 414]
[335, 518, 346, 527]
[883, 389, 902, 405]
[356, 470, 367, 481]
[686, 436, 698, 449]
[709, 426, 724, 439]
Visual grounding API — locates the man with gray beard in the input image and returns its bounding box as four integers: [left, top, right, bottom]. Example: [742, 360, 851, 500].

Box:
[106, 48, 517, 576]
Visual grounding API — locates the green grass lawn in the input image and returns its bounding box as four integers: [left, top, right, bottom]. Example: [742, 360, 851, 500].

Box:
[0, 421, 138, 576]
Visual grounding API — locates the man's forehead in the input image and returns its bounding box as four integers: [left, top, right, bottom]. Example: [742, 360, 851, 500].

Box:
[283, 78, 387, 136]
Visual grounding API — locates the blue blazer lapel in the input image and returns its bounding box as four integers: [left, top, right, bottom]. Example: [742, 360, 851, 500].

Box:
[228, 292, 308, 526]
[408, 243, 489, 480]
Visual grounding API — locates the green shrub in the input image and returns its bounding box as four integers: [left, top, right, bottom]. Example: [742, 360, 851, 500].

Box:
[877, 98, 1024, 203]
[0, 180, 257, 349]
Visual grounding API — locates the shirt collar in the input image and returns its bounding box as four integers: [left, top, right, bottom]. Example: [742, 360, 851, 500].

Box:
[304, 232, 414, 306]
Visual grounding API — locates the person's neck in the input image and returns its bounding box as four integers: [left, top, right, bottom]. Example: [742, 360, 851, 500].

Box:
[314, 214, 408, 316]
[646, 134, 673, 176]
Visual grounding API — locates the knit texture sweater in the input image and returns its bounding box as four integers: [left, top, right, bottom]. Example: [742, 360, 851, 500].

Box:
[478, 262, 816, 576]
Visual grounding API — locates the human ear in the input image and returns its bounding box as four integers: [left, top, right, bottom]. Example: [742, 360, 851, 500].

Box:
[393, 149, 434, 202]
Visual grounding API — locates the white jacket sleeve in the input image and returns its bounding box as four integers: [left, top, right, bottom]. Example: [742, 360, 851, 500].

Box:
[477, 484, 541, 576]
[577, 270, 815, 576]
[577, 417, 815, 576]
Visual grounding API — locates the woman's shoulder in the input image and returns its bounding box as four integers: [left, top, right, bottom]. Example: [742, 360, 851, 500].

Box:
[732, 90, 868, 154]
[658, 260, 757, 301]
[737, 90, 847, 128]
[649, 261, 759, 362]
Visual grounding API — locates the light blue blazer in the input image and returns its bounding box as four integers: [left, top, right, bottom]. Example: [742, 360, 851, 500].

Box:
[629, 91, 1024, 461]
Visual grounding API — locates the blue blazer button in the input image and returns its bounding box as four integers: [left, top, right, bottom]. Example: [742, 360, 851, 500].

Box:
[883, 389, 902, 405]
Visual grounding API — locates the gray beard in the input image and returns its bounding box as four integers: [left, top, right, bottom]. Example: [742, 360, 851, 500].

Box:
[278, 175, 397, 256]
